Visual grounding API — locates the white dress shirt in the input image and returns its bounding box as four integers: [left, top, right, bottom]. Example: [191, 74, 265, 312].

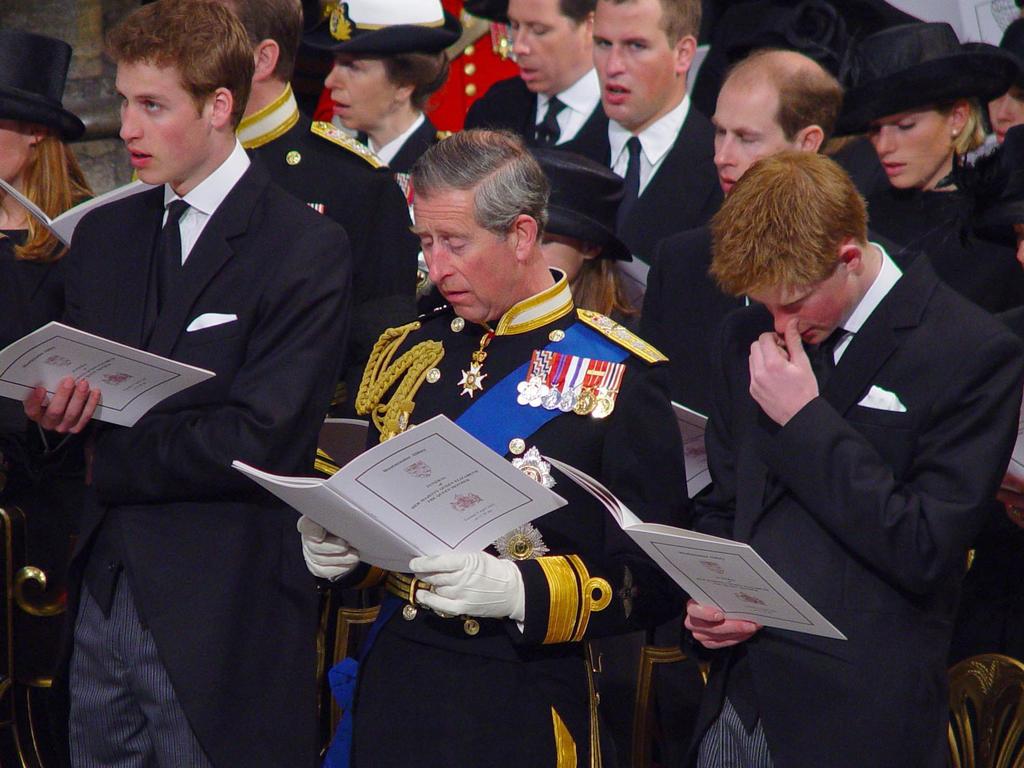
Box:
[535, 68, 601, 145]
[608, 94, 691, 196]
[372, 112, 426, 166]
[163, 139, 250, 264]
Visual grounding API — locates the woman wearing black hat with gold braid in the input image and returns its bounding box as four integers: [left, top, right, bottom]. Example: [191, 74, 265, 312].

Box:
[0, 30, 91, 755]
[304, 0, 460, 184]
[837, 21, 1024, 313]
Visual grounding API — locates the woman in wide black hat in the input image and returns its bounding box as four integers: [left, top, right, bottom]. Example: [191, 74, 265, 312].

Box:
[304, 0, 460, 178]
[837, 21, 1024, 312]
[531, 148, 639, 323]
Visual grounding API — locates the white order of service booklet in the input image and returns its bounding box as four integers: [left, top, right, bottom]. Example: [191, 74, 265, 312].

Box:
[234, 415, 567, 572]
[544, 455, 846, 640]
[0, 322, 214, 427]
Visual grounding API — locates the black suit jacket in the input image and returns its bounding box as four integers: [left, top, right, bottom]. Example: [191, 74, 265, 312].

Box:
[614, 108, 722, 264]
[60, 160, 351, 767]
[464, 75, 610, 163]
[691, 255, 1024, 767]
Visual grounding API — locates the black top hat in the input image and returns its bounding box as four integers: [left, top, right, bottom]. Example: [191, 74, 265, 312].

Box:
[999, 18, 1024, 87]
[304, 1, 461, 55]
[532, 148, 632, 262]
[462, 0, 508, 24]
[836, 22, 1017, 135]
[955, 124, 1024, 239]
[0, 30, 84, 140]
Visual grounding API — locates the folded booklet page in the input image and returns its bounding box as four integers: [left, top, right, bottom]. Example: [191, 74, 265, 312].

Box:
[544, 456, 846, 640]
[0, 322, 215, 427]
[234, 415, 567, 572]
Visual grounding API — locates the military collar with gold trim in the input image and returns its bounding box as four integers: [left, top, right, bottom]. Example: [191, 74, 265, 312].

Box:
[491, 272, 574, 337]
[237, 84, 299, 150]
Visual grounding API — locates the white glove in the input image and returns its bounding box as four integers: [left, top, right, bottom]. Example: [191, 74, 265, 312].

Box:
[297, 515, 360, 581]
[410, 552, 526, 621]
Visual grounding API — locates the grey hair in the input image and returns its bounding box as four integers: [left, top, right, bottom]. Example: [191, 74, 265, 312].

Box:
[411, 129, 549, 237]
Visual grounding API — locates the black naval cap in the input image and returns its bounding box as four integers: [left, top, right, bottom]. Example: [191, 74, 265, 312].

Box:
[303, 0, 462, 55]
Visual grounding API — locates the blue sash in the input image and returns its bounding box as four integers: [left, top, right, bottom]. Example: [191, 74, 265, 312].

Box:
[456, 321, 627, 454]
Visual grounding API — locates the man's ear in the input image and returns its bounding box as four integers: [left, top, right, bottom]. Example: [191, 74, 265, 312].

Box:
[793, 124, 825, 153]
[253, 39, 281, 83]
[510, 214, 540, 262]
[208, 86, 236, 130]
[673, 34, 697, 78]
[837, 239, 864, 272]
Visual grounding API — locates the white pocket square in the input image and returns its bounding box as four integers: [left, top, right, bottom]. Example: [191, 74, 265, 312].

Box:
[857, 385, 907, 412]
[186, 312, 237, 332]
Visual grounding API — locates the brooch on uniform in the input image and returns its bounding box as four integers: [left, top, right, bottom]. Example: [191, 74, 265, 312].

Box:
[517, 350, 625, 417]
[459, 329, 494, 398]
[512, 446, 555, 488]
[494, 523, 550, 561]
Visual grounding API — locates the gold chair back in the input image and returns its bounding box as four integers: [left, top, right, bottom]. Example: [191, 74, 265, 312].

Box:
[948, 653, 1024, 768]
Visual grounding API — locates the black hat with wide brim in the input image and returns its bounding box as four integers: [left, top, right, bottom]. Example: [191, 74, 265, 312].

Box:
[304, 1, 461, 55]
[836, 22, 1017, 136]
[999, 17, 1024, 88]
[532, 148, 632, 262]
[0, 30, 84, 140]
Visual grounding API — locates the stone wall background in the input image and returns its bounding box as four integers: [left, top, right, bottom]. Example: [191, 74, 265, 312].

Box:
[2, 0, 140, 194]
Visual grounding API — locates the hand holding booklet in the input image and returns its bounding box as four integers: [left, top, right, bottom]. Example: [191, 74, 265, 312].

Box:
[0, 322, 215, 427]
[233, 415, 566, 572]
[544, 456, 845, 640]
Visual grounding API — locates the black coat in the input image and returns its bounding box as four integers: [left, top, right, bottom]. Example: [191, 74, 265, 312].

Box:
[57, 160, 351, 767]
[387, 116, 442, 174]
[691, 256, 1024, 767]
[350, 296, 689, 767]
[464, 75, 611, 163]
[866, 186, 1024, 313]
[615, 109, 722, 264]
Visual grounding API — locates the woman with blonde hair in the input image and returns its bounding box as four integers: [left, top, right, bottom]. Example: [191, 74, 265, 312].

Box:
[837, 22, 1024, 311]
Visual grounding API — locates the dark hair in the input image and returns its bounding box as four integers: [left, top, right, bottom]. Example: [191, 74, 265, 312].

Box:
[106, 0, 254, 127]
[560, 0, 597, 23]
[220, 0, 303, 81]
[382, 52, 450, 111]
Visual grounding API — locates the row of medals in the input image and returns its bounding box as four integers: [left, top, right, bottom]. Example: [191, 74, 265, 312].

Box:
[516, 374, 617, 418]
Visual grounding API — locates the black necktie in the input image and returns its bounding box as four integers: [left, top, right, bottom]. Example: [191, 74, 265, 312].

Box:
[534, 97, 566, 146]
[616, 136, 642, 233]
[810, 328, 846, 388]
[156, 199, 190, 314]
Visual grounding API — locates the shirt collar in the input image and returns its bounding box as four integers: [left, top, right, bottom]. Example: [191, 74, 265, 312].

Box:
[608, 94, 690, 168]
[841, 242, 902, 334]
[164, 140, 251, 217]
[492, 270, 574, 335]
[537, 68, 600, 117]
[236, 83, 299, 149]
[373, 112, 426, 165]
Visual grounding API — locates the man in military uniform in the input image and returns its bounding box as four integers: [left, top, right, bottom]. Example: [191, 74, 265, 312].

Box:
[464, 0, 609, 162]
[221, 0, 419, 410]
[298, 129, 689, 766]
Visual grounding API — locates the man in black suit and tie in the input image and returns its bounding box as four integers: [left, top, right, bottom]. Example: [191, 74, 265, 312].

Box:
[686, 151, 1024, 767]
[593, 0, 721, 266]
[24, 1, 350, 765]
[641, 49, 842, 415]
[464, 0, 609, 162]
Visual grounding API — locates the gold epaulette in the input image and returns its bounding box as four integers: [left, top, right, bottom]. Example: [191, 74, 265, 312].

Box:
[536, 555, 612, 644]
[314, 448, 340, 478]
[310, 121, 384, 168]
[436, 130, 453, 141]
[576, 308, 667, 364]
[355, 321, 445, 441]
